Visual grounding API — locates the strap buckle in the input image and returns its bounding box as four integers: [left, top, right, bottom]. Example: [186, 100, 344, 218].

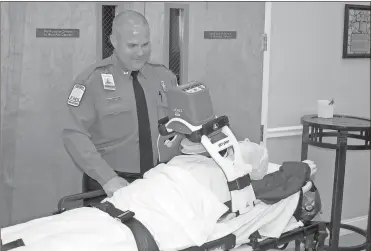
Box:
[93, 202, 135, 223]
[114, 210, 135, 222]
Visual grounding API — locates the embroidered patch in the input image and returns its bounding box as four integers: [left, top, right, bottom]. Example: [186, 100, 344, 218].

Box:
[68, 84, 86, 107]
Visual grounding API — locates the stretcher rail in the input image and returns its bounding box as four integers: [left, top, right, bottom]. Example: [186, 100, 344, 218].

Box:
[248, 221, 328, 251]
[54, 190, 328, 251]
[56, 189, 106, 213]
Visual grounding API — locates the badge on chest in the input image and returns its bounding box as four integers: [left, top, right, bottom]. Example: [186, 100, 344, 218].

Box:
[101, 74, 116, 91]
[161, 81, 167, 92]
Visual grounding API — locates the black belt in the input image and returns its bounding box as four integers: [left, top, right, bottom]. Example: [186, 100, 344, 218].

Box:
[93, 201, 159, 251]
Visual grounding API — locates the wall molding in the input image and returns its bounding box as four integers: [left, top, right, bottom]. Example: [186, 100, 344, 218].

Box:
[340, 215, 369, 236]
[267, 125, 335, 139]
[267, 125, 303, 139]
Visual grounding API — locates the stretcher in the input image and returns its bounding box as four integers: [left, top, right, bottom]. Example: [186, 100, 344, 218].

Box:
[0, 81, 329, 251]
[0, 161, 328, 251]
[53, 165, 328, 251]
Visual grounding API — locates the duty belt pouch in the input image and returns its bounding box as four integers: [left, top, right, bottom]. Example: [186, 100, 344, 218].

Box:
[93, 202, 160, 251]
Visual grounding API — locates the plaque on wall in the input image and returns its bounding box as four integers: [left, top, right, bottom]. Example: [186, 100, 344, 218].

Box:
[204, 31, 237, 39]
[36, 28, 80, 38]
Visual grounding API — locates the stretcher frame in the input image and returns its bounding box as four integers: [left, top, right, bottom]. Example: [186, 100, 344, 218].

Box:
[55, 189, 329, 251]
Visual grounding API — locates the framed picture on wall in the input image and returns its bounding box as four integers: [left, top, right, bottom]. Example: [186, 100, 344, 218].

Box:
[342, 4, 371, 58]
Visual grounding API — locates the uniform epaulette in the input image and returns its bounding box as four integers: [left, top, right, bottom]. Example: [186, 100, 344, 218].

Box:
[75, 56, 114, 84]
[147, 62, 175, 75]
[147, 61, 165, 67]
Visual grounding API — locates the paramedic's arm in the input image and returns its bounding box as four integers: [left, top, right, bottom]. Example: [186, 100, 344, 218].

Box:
[62, 80, 126, 194]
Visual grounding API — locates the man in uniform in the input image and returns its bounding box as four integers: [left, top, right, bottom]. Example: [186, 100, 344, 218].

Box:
[62, 10, 179, 199]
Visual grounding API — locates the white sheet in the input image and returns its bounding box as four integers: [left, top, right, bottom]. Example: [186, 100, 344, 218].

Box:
[1, 159, 305, 251]
[204, 161, 304, 248]
[165, 155, 304, 245]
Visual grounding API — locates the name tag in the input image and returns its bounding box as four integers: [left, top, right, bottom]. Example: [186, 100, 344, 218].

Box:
[101, 74, 116, 90]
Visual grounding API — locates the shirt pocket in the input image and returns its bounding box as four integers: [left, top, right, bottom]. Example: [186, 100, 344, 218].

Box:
[99, 100, 135, 140]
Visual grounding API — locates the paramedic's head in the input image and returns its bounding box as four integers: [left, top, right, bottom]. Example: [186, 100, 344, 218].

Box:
[110, 10, 151, 71]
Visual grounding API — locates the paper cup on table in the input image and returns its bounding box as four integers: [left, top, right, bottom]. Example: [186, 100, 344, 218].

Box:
[317, 100, 334, 118]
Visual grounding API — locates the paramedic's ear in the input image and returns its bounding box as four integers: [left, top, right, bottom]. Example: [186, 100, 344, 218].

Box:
[110, 33, 117, 49]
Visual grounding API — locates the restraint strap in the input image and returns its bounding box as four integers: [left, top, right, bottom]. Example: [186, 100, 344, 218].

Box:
[93, 202, 159, 251]
[293, 190, 304, 221]
[93, 201, 135, 222]
[1, 238, 25, 251]
[227, 173, 251, 191]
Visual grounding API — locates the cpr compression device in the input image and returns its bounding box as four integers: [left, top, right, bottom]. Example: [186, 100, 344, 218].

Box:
[158, 81, 257, 213]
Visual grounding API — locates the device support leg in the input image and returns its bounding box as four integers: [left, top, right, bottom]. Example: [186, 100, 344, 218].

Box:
[295, 240, 301, 251]
[305, 234, 315, 251]
[316, 223, 328, 251]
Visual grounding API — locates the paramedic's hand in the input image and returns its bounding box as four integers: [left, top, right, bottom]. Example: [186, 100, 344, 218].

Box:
[102, 176, 128, 197]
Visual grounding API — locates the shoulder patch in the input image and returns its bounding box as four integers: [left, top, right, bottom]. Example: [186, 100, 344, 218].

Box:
[68, 84, 86, 107]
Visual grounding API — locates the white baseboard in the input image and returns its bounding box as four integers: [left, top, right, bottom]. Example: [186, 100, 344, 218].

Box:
[266, 125, 334, 139]
[267, 126, 303, 138]
[340, 215, 368, 236]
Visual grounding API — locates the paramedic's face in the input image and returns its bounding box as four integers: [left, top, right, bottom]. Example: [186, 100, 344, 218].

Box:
[111, 24, 151, 71]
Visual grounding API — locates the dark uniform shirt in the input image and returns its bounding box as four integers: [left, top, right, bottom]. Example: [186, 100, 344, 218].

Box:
[62, 54, 178, 186]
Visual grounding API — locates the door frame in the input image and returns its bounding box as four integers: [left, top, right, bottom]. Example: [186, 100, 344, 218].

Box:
[260, 1, 272, 146]
[163, 3, 190, 86]
[95, 2, 145, 62]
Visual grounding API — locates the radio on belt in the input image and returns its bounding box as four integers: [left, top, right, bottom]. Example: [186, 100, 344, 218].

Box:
[166, 81, 216, 127]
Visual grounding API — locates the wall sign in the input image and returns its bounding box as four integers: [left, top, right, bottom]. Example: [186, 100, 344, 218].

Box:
[204, 31, 237, 39]
[36, 28, 80, 38]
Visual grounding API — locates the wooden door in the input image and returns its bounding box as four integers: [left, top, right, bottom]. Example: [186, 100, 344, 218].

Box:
[0, 2, 97, 226]
[145, 2, 266, 142]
